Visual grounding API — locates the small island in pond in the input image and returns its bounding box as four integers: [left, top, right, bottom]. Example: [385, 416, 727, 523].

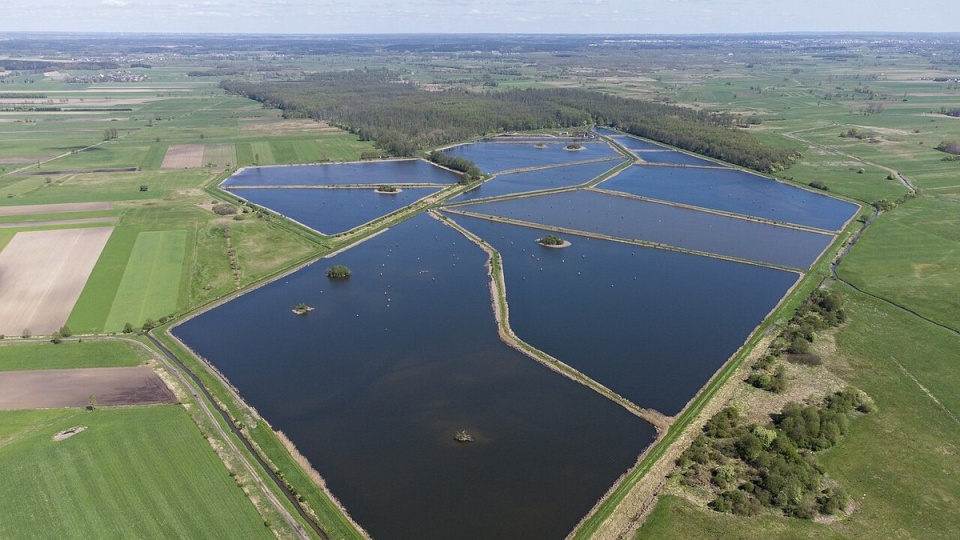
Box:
[454, 430, 474, 443]
[292, 302, 314, 315]
[326, 265, 352, 279]
[565, 143, 584, 151]
[375, 185, 401, 194]
[537, 234, 571, 248]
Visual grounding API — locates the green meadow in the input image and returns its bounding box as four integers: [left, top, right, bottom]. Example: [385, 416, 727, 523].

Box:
[102, 230, 187, 331]
[0, 341, 144, 371]
[0, 406, 272, 540]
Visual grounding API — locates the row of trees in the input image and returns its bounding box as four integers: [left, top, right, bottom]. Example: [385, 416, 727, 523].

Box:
[221, 69, 799, 173]
[427, 150, 481, 183]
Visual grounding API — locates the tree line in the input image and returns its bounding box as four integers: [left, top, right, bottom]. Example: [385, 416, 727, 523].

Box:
[221, 69, 798, 173]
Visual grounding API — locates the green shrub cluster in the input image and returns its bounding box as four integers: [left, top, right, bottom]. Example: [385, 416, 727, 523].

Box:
[771, 289, 846, 362]
[427, 150, 482, 182]
[677, 388, 873, 519]
[746, 355, 788, 393]
[748, 289, 845, 393]
[212, 203, 239, 215]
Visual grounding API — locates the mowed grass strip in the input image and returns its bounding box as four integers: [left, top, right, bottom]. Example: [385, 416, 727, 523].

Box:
[0, 341, 143, 372]
[67, 227, 139, 333]
[0, 405, 272, 540]
[103, 230, 187, 331]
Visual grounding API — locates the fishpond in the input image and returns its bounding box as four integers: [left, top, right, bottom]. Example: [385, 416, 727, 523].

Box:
[175, 214, 656, 540]
[173, 133, 857, 538]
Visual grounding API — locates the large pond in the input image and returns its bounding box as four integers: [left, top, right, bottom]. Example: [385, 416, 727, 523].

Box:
[456, 190, 835, 269]
[221, 159, 460, 187]
[600, 165, 858, 231]
[449, 214, 800, 415]
[174, 214, 655, 540]
[452, 159, 624, 203]
[227, 187, 439, 235]
[444, 141, 620, 173]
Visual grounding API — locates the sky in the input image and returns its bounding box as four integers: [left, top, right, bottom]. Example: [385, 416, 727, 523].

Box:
[2, 0, 959, 35]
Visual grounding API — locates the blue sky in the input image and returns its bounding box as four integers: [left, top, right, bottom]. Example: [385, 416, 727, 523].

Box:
[2, 0, 959, 34]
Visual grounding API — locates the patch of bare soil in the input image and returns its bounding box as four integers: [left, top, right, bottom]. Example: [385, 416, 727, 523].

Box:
[161, 144, 205, 169]
[0, 366, 177, 410]
[0, 201, 113, 216]
[53, 425, 87, 442]
[0, 157, 46, 164]
[0, 217, 116, 229]
[239, 119, 339, 136]
[0, 227, 113, 335]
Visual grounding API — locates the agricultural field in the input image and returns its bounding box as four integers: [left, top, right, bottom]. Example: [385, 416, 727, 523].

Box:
[0, 340, 144, 371]
[0, 227, 112, 336]
[0, 405, 272, 539]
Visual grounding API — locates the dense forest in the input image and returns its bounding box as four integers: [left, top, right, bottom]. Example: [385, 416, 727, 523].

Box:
[221, 69, 798, 172]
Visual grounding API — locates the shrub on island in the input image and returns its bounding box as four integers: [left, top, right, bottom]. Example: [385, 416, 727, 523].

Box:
[326, 265, 352, 279]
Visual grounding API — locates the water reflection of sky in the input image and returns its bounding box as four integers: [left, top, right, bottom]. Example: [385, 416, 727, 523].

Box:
[458, 190, 834, 269]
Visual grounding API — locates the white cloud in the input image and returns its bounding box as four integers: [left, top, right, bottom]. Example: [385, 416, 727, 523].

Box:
[100, 0, 127, 6]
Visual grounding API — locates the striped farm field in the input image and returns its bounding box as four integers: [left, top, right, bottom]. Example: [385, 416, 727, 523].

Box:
[102, 230, 187, 331]
[67, 227, 139, 333]
[203, 143, 236, 169]
[0, 405, 271, 540]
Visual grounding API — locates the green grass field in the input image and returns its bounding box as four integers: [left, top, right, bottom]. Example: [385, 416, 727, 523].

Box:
[0, 341, 144, 371]
[103, 230, 187, 331]
[67, 227, 139, 333]
[0, 405, 272, 539]
[838, 197, 960, 331]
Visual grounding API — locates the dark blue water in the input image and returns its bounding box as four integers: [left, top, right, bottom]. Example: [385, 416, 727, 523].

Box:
[596, 127, 727, 164]
[221, 159, 460, 187]
[444, 141, 620, 173]
[457, 190, 834, 269]
[450, 214, 799, 415]
[482, 136, 587, 144]
[600, 165, 859, 231]
[632, 150, 721, 166]
[174, 214, 655, 540]
[452, 160, 624, 203]
[594, 128, 666, 150]
[227, 187, 439, 235]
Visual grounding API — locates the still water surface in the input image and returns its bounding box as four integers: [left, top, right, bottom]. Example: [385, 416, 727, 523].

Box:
[450, 214, 800, 415]
[175, 214, 655, 540]
[445, 141, 619, 173]
[458, 190, 834, 269]
[227, 187, 439, 234]
[222, 159, 460, 187]
[453, 159, 623, 203]
[601, 165, 858, 231]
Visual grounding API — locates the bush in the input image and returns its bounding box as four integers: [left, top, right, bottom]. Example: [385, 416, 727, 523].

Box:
[59, 325, 72, 338]
[326, 265, 352, 279]
[212, 203, 239, 215]
[808, 180, 829, 191]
